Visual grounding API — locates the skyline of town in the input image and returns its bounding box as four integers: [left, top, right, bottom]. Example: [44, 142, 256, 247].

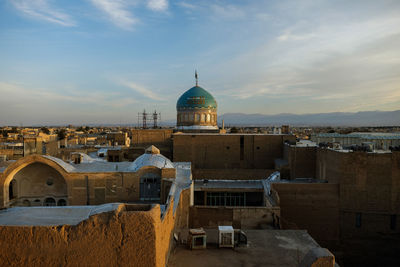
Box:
[1, 1, 400, 266]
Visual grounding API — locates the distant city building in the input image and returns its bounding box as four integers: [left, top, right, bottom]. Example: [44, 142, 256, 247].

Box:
[107, 132, 130, 147]
[311, 132, 400, 150]
[272, 126, 282, 135]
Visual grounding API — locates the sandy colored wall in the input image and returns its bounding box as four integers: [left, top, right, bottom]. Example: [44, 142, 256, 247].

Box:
[174, 187, 191, 229]
[9, 162, 68, 206]
[0, 207, 158, 267]
[173, 134, 295, 179]
[189, 206, 279, 229]
[69, 167, 168, 206]
[316, 149, 400, 237]
[0, 156, 175, 208]
[67, 172, 136, 205]
[0, 156, 74, 207]
[287, 145, 317, 179]
[0, 149, 18, 160]
[190, 206, 232, 228]
[313, 149, 400, 266]
[23, 139, 42, 156]
[131, 129, 173, 145]
[161, 168, 176, 178]
[44, 140, 59, 157]
[0, 187, 191, 267]
[155, 188, 190, 267]
[272, 183, 340, 246]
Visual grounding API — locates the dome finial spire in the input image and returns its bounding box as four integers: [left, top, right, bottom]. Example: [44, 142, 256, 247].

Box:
[195, 70, 198, 86]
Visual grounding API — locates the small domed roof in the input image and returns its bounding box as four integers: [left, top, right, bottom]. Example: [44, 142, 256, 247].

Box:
[128, 146, 174, 172]
[176, 86, 217, 110]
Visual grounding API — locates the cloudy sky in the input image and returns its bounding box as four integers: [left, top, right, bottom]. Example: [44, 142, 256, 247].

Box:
[0, 0, 399, 125]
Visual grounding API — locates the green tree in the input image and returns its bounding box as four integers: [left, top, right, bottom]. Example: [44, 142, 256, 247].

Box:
[41, 127, 50, 134]
[57, 129, 66, 140]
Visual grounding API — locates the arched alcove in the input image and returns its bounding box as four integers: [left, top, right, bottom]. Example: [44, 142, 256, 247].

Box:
[57, 199, 67, 206]
[201, 113, 206, 122]
[5, 162, 68, 207]
[44, 197, 56, 206]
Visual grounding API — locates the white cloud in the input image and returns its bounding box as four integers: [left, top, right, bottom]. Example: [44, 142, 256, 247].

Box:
[207, 9, 400, 111]
[277, 30, 316, 41]
[89, 0, 138, 30]
[255, 13, 270, 21]
[224, 34, 400, 111]
[177, 1, 197, 10]
[121, 81, 163, 101]
[211, 4, 245, 20]
[147, 0, 168, 12]
[10, 0, 76, 26]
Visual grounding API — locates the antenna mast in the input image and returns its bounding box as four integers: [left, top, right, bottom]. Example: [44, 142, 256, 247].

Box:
[137, 109, 161, 129]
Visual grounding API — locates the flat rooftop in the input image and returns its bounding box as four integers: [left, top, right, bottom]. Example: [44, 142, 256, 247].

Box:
[194, 179, 263, 190]
[0, 203, 123, 226]
[168, 229, 322, 267]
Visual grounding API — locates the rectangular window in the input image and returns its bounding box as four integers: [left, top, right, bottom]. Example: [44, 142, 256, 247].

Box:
[194, 191, 205, 205]
[240, 135, 244, 160]
[206, 192, 245, 207]
[391, 215, 397, 230]
[356, 213, 362, 228]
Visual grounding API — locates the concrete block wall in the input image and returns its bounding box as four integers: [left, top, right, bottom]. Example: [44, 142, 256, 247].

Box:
[189, 206, 278, 229]
[316, 149, 400, 237]
[286, 145, 317, 179]
[173, 134, 295, 179]
[272, 183, 340, 247]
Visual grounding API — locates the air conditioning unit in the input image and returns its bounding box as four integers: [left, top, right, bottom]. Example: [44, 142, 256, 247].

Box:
[332, 142, 342, 150]
[188, 228, 207, 250]
[218, 226, 234, 248]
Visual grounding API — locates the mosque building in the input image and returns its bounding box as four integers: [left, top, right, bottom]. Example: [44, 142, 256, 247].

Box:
[176, 72, 218, 132]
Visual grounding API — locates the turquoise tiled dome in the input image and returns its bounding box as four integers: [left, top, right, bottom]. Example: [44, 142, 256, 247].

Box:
[176, 86, 217, 110]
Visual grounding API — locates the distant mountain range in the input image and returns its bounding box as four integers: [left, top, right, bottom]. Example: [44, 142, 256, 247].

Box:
[22, 110, 399, 127]
[218, 110, 400, 126]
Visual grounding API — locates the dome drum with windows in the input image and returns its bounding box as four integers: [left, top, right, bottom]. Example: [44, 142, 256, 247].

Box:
[176, 72, 218, 130]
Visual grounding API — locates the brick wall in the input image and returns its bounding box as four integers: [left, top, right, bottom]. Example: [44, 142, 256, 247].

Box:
[173, 134, 295, 179]
[272, 183, 340, 246]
